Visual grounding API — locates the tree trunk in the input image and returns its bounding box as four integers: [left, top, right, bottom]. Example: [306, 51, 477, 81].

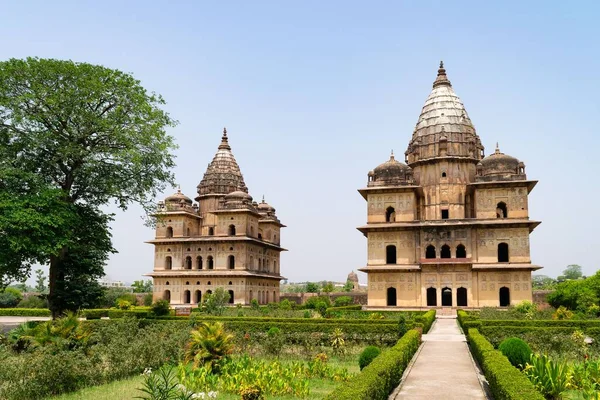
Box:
[48, 248, 67, 319]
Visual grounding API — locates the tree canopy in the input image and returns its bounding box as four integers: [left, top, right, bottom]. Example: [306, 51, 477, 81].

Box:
[0, 57, 177, 316]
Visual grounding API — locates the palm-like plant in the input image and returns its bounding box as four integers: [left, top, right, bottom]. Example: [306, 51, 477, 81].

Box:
[184, 322, 234, 372]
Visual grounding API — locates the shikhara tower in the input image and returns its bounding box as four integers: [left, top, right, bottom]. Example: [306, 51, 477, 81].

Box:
[147, 129, 286, 306]
[358, 62, 541, 308]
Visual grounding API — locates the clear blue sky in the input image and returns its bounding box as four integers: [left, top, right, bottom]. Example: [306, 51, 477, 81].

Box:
[2, 1, 599, 283]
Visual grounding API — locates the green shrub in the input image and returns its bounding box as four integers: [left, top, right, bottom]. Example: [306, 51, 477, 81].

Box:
[326, 305, 362, 313]
[467, 329, 544, 400]
[279, 299, 292, 310]
[315, 301, 328, 317]
[81, 309, 109, 319]
[304, 295, 331, 310]
[334, 296, 353, 307]
[303, 310, 311, 319]
[325, 330, 420, 400]
[553, 306, 574, 320]
[0, 288, 23, 308]
[358, 346, 381, 370]
[0, 308, 51, 316]
[397, 315, 408, 338]
[151, 299, 170, 316]
[498, 338, 532, 369]
[16, 296, 47, 309]
[142, 293, 153, 306]
[250, 299, 259, 310]
[514, 300, 537, 314]
[415, 309, 436, 333]
[264, 326, 284, 355]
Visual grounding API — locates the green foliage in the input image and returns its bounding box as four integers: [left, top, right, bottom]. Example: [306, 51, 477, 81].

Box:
[279, 299, 292, 310]
[240, 385, 264, 400]
[305, 282, 319, 293]
[358, 346, 381, 370]
[202, 288, 230, 316]
[34, 269, 46, 293]
[514, 300, 537, 315]
[151, 300, 170, 316]
[250, 299, 259, 310]
[524, 354, 572, 398]
[137, 365, 189, 400]
[0, 57, 177, 316]
[143, 293, 154, 307]
[498, 338, 532, 369]
[330, 327, 346, 356]
[342, 279, 354, 292]
[16, 296, 47, 309]
[553, 306, 575, 320]
[327, 305, 362, 313]
[532, 274, 557, 290]
[397, 315, 408, 338]
[184, 322, 234, 372]
[264, 326, 284, 355]
[415, 310, 436, 333]
[321, 282, 335, 293]
[547, 271, 600, 312]
[131, 280, 153, 294]
[0, 308, 51, 316]
[304, 295, 331, 309]
[333, 296, 353, 307]
[117, 299, 133, 310]
[326, 330, 420, 400]
[0, 288, 23, 308]
[563, 264, 584, 281]
[467, 329, 544, 400]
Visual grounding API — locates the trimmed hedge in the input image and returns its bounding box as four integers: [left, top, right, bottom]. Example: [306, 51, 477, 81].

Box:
[0, 308, 51, 317]
[467, 329, 544, 400]
[481, 319, 600, 328]
[416, 309, 436, 333]
[80, 309, 109, 319]
[325, 330, 421, 399]
[326, 305, 362, 313]
[107, 309, 152, 319]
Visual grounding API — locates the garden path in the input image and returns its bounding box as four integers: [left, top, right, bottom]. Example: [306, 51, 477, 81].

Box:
[389, 316, 489, 399]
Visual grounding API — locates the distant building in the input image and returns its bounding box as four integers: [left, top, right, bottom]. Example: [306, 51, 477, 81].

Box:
[358, 62, 541, 308]
[98, 279, 127, 288]
[146, 129, 286, 306]
[347, 271, 360, 291]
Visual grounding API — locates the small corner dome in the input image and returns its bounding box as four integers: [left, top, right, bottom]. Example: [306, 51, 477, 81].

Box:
[225, 190, 252, 201]
[479, 145, 523, 177]
[165, 189, 192, 204]
[258, 198, 275, 212]
[369, 153, 412, 186]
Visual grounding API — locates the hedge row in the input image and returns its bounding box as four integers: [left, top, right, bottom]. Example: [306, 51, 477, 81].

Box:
[467, 328, 544, 400]
[416, 310, 436, 333]
[481, 319, 600, 328]
[0, 308, 51, 317]
[157, 315, 401, 325]
[324, 329, 421, 400]
[325, 305, 363, 312]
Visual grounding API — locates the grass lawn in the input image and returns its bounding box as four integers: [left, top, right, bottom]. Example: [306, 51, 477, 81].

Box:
[51, 356, 359, 400]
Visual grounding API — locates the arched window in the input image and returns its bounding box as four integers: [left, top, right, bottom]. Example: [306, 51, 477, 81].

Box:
[499, 287, 510, 307]
[386, 245, 397, 264]
[185, 281, 190, 285]
[441, 244, 451, 258]
[386, 287, 397, 306]
[441, 287, 452, 306]
[385, 206, 396, 222]
[207, 256, 214, 269]
[208, 227, 214, 236]
[185, 256, 192, 270]
[186, 227, 191, 236]
[426, 287, 437, 306]
[166, 227, 173, 238]
[163, 290, 171, 302]
[228, 224, 236, 235]
[457, 287, 467, 307]
[456, 244, 466, 258]
[442, 171, 447, 178]
[426, 245, 436, 259]
[196, 256, 203, 270]
[228, 290, 234, 304]
[273, 290, 276, 303]
[165, 256, 172, 270]
[258, 233, 262, 240]
[228, 255, 235, 270]
[165, 281, 170, 285]
[496, 202, 508, 218]
[207, 281, 211, 286]
[183, 290, 191, 304]
[194, 290, 201, 304]
[498, 243, 509, 262]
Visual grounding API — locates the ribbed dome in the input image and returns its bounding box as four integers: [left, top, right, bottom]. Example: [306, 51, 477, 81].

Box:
[225, 190, 252, 200]
[197, 128, 248, 196]
[257, 197, 275, 212]
[368, 153, 413, 187]
[476, 144, 526, 181]
[165, 188, 192, 204]
[405, 62, 484, 165]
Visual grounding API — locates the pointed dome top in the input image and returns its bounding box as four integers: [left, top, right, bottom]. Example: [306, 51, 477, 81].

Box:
[165, 188, 193, 204]
[197, 128, 248, 196]
[405, 62, 484, 165]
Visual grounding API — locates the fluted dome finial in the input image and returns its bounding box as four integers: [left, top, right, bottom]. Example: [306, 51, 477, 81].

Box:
[219, 127, 231, 150]
[390, 149, 395, 160]
[495, 142, 501, 154]
[433, 60, 452, 88]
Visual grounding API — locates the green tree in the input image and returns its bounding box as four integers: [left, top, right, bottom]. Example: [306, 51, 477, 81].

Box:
[532, 274, 556, 290]
[321, 281, 335, 293]
[342, 279, 354, 292]
[131, 280, 153, 293]
[184, 322, 234, 371]
[305, 282, 319, 293]
[561, 264, 583, 281]
[0, 58, 177, 317]
[34, 269, 46, 293]
[203, 287, 230, 315]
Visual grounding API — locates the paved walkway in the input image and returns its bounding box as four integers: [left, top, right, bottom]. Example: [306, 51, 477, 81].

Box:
[390, 317, 488, 399]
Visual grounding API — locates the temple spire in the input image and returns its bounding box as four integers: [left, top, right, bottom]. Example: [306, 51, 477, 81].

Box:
[218, 127, 231, 150]
[433, 60, 452, 88]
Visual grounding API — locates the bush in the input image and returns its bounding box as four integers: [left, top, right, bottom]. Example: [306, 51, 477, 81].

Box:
[553, 306, 574, 320]
[0, 288, 23, 308]
[326, 305, 362, 314]
[325, 330, 420, 400]
[498, 338, 532, 369]
[315, 301, 328, 317]
[0, 308, 51, 316]
[397, 315, 408, 338]
[279, 299, 292, 310]
[358, 346, 381, 370]
[151, 300, 170, 316]
[16, 296, 47, 309]
[304, 296, 331, 310]
[81, 309, 109, 319]
[334, 296, 353, 307]
[143, 293, 153, 306]
[415, 310, 436, 333]
[514, 301, 537, 314]
[264, 326, 284, 355]
[467, 329, 544, 400]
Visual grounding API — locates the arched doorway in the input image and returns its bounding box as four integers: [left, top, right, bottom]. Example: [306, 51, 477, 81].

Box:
[228, 290, 234, 304]
[229, 224, 236, 235]
[499, 287, 510, 307]
[386, 245, 396, 264]
[456, 244, 466, 258]
[228, 255, 235, 269]
[207, 256, 214, 269]
[194, 290, 201, 304]
[426, 287, 437, 306]
[456, 287, 467, 307]
[496, 202, 508, 218]
[183, 290, 191, 304]
[426, 245, 436, 259]
[385, 206, 396, 222]
[441, 287, 452, 306]
[166, 227, 173, 237]
[196, 256, 203, 269]
[441, 245, 451, 258]
[163, 290, 171, 302]
[498, 243, 509, 262]
[387, 287, 397, 306]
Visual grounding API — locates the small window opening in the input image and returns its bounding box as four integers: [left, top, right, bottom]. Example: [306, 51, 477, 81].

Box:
[426, 245, 436, 259]
[441, 244, 451, 258]
[228, 224, 236, 235]
[498, 243, 509, 262]
[442, 172, 447, 178]
[208, 227, 214, 236]
[456, 244, 466, 258]
[207, 256, 214, 269]
[166, 227, 173, 238]
[228, 255, 235, 269]
[441, 209, 449, 219]
[385, 206, 396, 222]
[386, 245, 397, 264]
[496, 202, 508, 218]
